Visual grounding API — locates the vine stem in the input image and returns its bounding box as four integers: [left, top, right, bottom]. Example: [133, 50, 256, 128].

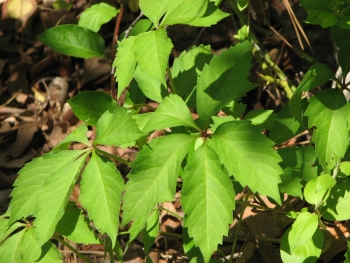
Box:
[54, 235, 93, 263]
[167, 64, 177, 95]
[95, 148, 131, 166]
[157, 205, 183, 220]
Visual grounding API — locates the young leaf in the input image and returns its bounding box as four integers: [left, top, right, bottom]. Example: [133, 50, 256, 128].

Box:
[132, 29, 173, 84]
[139, 0, 170, 26]
[79, 151, 124, 247]
[142, 209, 159, 253]
[68, 91, 118, 126]
[55, 201, 100, 245]
[304, 174, 336, 205]
[305, 89, 348, 172]
[52, 124, 90, 151]
[9, 150, 88, 225]
[280, 227, 323, 263]
[37, 25, 105, 59]
[21, 228, 62, 263]
[172, 45, 213, 106]
[34, 152, 88, 245]
[78, 3, 119, 32]
[212, 120, 283, 204]
[0, 228, 25, 263]
[323, 180, 350, 221]
[113, 36, 137, 99]
[95, 106, 146, 146]
[289, 63, 336, 123]
[160, 0, 208, 27]
[181, 142, 235, 262]
[122, 134, 195, 227]
[197, 41, 253, 129]
[143, 94, 199, 132]
[134, 66, 167, 103]
[269, 102, 304, 145]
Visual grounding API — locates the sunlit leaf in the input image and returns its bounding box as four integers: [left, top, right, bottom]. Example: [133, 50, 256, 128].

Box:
[0, 228, 25, 263]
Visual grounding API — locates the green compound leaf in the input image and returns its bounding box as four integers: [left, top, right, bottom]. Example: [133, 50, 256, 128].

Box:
[172, 45, 213, 107]
[53, 124, 90, 151]
[0, 228, 25, 263]
[132, 29, 173, 84]
[288, 211, 319, 253]
[300, 0, 335, 28]
[212, 120, 283, 204]
[80, 151, 124, 247]
[21, 228, 62, 263]
[160, 0, 207, 27]
[143, 94, 199, 132]
[289, 63, 336, 123]
[305, 89, 348, 172]
[281, 226, 323, 263]
[55, 201, 100, 245]
[134, 66, 167, 103]
[304, 174, 336, 205]
[95, 106, 146, 146]
[323, 180, 350, 221]
[37, 25, 105, 59]
[197, 41, 253, 129]
[269, 102, 305, 145]
[181, 142, 235, 262]
[113, 36, 137, 99]
[9, 150, 88, 225]
[122, 134, 195, 227]
[68, 91, 118, 126]
[78, 3, 119, 32]
[34, 152, 88, 245]
[139, 0, 170, 26]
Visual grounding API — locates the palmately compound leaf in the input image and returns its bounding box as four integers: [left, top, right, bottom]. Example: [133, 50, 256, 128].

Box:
[53, 124, 90, 151]
[79, 151, 124, 247]
[37, 25, 105, 59]
[78, 2, 119, 32]
[305, 89, 348, 172]
[143, 94, 199, 132]
[21, 228, 62, 263]
[280, 227, 323, 263]
[139, 0, 170, 26]
[9, 150, 88, 225]
[122, 134, 195, 228]
[0, 228, 25, 263]
[300, 0, 335, 28]
[322, 180, 350, 221]
[289, 63, 336, 123]
[181, 142, 235, 262]
[95, 105, 147, 146]
[172, 45, 213, 106]
[68, 91, 118, 126]
[113, 36, 137, 99]
[132, 29, 173, 84]
[160, 0, 207, 26]
[34, 152, 88, 245]
[55, 201, 100, 245]
[197, 41, 253, 129]
[212, 120, 283, 204]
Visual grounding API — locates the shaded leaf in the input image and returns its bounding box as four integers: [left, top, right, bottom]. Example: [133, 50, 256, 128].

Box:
[80, 151, 123, 247]
[338, 42, 350, 76]
[68, 91, 117, 126]
[37, 25, 105, 59]
[323, 180, 350, 221]
[142, 209, 159, 253]
[197, 41, 253, 129]
[34, 152, 88, 245]
[212, 120, 283, 204]
[181, 143, 235, 262]
[305, 89, 348, 172]
[78, 3, 119, 32]
[143, 94, 199, 132]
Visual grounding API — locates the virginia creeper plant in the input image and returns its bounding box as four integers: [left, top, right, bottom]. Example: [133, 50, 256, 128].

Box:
[1, 0, 350, 262]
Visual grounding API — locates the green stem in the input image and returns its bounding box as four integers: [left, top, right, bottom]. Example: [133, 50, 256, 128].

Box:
[54, 235, 93, 263]
[167, 64, 177, 95]
[235, 200, 288, 215]
[95, 148, 131, 166]
[157, 205, 183, 220]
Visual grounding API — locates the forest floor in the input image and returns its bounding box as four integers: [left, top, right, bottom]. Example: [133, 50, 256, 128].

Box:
[0, 0, 346, 262]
